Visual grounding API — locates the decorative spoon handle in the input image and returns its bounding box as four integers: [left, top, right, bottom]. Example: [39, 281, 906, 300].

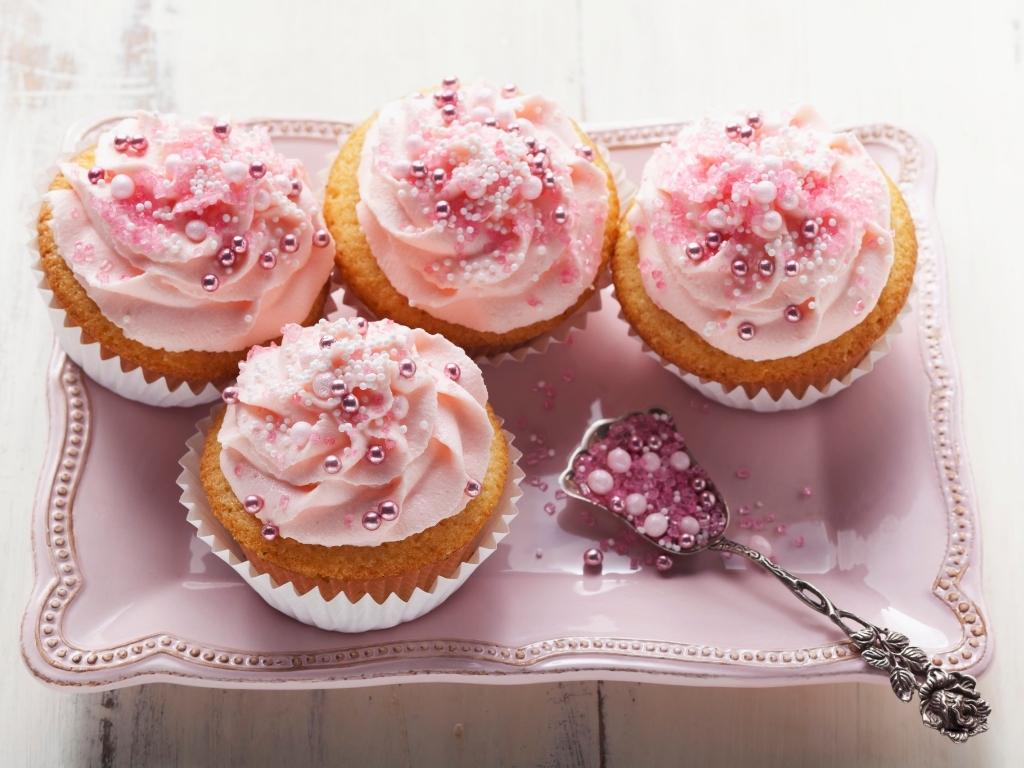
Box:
[710, 537, 991, 742]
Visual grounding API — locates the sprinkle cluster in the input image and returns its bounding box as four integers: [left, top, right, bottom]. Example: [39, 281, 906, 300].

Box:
[376, 78, 598, 289]
[572, 411, 727, 552]
[223, 318, 478, 538]
[85, 115, 330, 294]
[642, 110, 890, 343]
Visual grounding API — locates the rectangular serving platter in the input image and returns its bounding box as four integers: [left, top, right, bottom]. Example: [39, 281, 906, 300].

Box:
[21, 117, 991, 690]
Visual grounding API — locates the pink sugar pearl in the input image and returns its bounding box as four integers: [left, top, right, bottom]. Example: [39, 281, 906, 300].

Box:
[606, 448, 632, 473]
[643, 512, 669, 538]
[587, 469, 614, 495]
[625, 493, 647, 515]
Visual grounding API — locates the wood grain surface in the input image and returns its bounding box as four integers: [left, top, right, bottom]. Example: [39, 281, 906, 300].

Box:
[2, 1, 1021, 765]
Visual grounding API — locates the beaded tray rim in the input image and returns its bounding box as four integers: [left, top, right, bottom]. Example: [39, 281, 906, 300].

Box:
[20, 118, 990, 690]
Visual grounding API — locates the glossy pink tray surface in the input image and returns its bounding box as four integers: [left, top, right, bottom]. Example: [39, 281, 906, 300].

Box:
[22, 119, 990, 690]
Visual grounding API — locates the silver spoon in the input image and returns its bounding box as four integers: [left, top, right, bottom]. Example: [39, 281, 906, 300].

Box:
[558, 407, 990, 743]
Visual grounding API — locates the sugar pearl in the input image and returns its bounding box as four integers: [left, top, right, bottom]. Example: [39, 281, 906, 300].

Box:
[378, 500, 399, 521]
[261, 523, 279, 541]
[642, 512, 668, 538]
[655, 554, 673, 572]
[465, 479, 482, 497]
[737, 322, 756, 341]
[444, 362, 461, 381]
[362, 510, 381, 531]
[641, 452, 661, 472]
[750, 180, 777, 204]
[521, 175, 542, 200]
[706, 208, 727, 228]
[367, 445, 386, 465]
[606, 447, 632, 473]
[323, 455, 341, 474]
[762, 211, 783, 231]
[669, 451, 691, 471]
[583, 548, 604, 568]
[625, 493, 647, 516]
[243, 494, 264, 513]
[399, 359, 417, 378]
[222, 160, 247, 183]
[185, 220, 208, 242]
[290, 421, 312, 447]
[259, 251, 277, 269]
[586, 469, 614, 495]
[109, 174, 135, 200]
[679, 515, 700, 535]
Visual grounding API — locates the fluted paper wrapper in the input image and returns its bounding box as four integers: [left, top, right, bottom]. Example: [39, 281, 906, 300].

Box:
[178, 416, 523, 633]
[615, 289, 913, 412]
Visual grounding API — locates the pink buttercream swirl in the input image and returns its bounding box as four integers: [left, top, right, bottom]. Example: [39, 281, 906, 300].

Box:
[357, 81, 610, 333]
[218, 317, 494, 547]
[628, 107, 894, 361]
[43, 112, 334, 352]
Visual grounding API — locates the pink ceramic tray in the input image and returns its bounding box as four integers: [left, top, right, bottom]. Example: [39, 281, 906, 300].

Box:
[21, 118, 990, 690]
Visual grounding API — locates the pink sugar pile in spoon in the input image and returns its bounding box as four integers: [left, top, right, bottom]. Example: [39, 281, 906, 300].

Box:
[572, 411, 728, 551]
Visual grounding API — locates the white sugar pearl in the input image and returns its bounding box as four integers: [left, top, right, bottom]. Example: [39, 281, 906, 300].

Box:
[223, 160, 247, 183]
[761, 211, 783, 232]
[625, 493, 647, 515]
[606, 448, 632, 473]
[679, 515, 700, 535]
[641, 452, 661, 472]
[185, 220, 208, 242]
[109, 174, 135, 200]
[520, 175, 542, 200]
[669, 451, 691, 471]
[586, 469, 614, 495]
[706, 208, 727, 228]
[290, 421, 312, 448]
[642, 512, 668, 538]
[779, 191, 799, 210]
[750, 180, 777, 204]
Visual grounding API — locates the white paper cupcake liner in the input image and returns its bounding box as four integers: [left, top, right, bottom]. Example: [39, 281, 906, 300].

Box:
[178, 416, 523, 633]
[318, 132, 627, 368]
[615, 287, 913, 412]
[26, 128, 224, 408]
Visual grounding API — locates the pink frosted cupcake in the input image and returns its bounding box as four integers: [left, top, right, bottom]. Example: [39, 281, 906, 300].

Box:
[613, 107, 917, 403]
[324, 79, 620, 356]
[36, 112, 335, 404]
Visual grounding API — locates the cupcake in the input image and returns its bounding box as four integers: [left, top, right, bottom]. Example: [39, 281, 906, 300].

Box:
[36, 112, 335, 402]
[324, 79, 619, 356]
[199, 316, 510, 603]
[614, 107, 917, 401]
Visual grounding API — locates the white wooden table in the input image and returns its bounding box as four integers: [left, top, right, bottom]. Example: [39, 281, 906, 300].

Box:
[2, 1, 1021, 764]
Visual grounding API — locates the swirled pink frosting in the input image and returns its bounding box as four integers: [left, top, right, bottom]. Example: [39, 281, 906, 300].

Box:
[627, 107, 893, 361]
[43, 113, 334, 353]
[217, 317, 495, 547]
[356, 79, 610, 333]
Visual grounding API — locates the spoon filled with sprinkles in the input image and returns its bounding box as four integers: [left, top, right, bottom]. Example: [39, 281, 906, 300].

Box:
[559, 408, 990, 743]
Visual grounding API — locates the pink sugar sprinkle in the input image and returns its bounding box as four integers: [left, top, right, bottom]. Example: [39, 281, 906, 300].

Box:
[800, 485, 813, 498]
[792, 535, 806, 548]
[739, 519, 752, 529]
[737, 505, 751, 516]
[561, 369, 576, 383]
[766, 513, 775, 523]
[629, 558, 640, 570]
[753, 519, 764, 531]
[734, 467, 751, 480]
[555, 490, 567, 500]
[774, 524, 786, 535]
[543, 502, 556, 516]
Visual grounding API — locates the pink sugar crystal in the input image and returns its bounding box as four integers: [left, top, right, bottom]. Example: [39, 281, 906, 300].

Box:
[572, 411, 728, 552]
